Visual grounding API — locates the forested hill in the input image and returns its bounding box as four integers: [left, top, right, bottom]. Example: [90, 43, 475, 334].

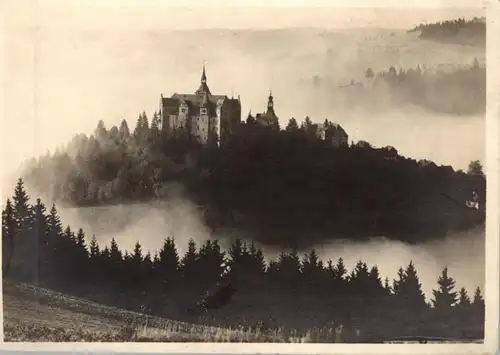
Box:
[408, 17, 485, 46]
[22, 116, 486, 247]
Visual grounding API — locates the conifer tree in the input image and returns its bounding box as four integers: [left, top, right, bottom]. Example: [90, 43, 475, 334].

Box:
[2, 199, 16, 278]
[57, 225, 77, 279]
[457, 287, 471, 308]
[228, 238, 243, 269]
[141, 111, 149, 131]
[153, 251, 160, 266]
[144, 251, 153, 265]
[392, 267, 406, 296]
[74, 228, 88, 277]
[368, 265, 385, 296]
[181, 239, 197, 270]
[248, 241, 266, 276]
[119, 119, 131, 140]
[276, 248, 301, 287]
[143, 251, 153, 286]
[150, 112, 161, 141]
[472, 286, 485, 318]
[404, 261, 427, 309]
[31, 198, 48, 276]
[432, 267, 458, 311]
[46, 204, 63, 246]
[301, 248, 322, 289]
[12, 178, 32, 232]
[286, 118, 299, 131]
[383, 277, 392, 294]
[471, 286, 486, 332]
[109, 238, 122, 262]
[267, 259, 280, 279]
[43, 203, 64, 280]
[349, 261, 370, 295]
[334, 257, 348, 281]
[157, 237, 181, 288]
[101, 246, 111, 261]
[198, 239, 226, 288]
[89, 234, 100, 260]
[180, 238, 198, 288]
[393, 262, 427, 311]
[75, 228, 87, 251]
[132, 241, 143, 264]
[63, 225, 75, 243]
[95, 120, 108, 141]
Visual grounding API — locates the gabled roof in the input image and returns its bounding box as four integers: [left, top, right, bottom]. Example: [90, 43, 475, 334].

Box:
[330, 123, 348, 137]
[315, 122, 348, 137]
[161, 97, 180, 106]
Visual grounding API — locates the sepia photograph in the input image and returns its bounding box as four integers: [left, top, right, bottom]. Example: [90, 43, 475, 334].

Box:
[1, 0, 495, 350]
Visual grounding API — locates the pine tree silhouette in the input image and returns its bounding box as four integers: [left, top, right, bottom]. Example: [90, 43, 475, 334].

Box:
[157, 237, 180, 290]
[2, 199, 16, 278]
[457, 287, 471, 308]
[432, 267, 458, 311]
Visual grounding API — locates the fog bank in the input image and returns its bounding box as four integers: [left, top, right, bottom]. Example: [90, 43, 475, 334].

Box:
[46, 197, 484, 302]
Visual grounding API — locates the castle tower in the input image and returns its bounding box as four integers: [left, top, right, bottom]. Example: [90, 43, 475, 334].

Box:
[201, 64, 207, 84]
[196, 63, 211, 97]
[254, 90, 279, 128]
[266, 90, 275, 115]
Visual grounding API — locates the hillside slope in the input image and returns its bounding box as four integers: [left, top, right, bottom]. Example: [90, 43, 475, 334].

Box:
[3, 281, 273, 342]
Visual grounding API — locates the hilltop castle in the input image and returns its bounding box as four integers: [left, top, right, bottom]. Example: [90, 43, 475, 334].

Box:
[159, 65, 349, 147]
[159, 65, 241, 145]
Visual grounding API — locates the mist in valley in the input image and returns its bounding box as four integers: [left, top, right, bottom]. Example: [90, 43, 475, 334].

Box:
[3, 10, 486, 303]
[37, 193, 484, 302]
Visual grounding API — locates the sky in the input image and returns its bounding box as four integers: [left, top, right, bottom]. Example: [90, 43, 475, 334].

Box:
[1, 0, 487, 184]
[4, 1, 486, 31]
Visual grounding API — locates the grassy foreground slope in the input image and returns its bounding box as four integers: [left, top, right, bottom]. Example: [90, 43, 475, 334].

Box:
[5, 282, 366, 343]
[2, 281, 285, 342]
[3, 281, 484, 343]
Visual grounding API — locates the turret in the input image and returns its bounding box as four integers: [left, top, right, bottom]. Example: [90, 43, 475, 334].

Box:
[196, 63, 211, 97]
[266, 90, 275, 115]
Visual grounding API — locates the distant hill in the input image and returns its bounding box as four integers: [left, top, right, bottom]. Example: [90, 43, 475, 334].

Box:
[408, 17, 485, 47]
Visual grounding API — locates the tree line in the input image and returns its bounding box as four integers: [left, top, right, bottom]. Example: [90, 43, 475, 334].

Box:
[408, 17, 486, 44]
[2, 179, 485, 340]
[362, 59, 485, 116]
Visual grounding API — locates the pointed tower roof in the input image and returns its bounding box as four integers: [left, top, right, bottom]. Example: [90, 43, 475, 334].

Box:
[201, 63, 207, 84]
[266, 89, 275, 115]
[196, 62, 211, 97]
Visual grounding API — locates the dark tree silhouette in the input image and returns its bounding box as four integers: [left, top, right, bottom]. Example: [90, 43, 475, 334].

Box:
[432, 267, 458, 311]
[2, 199, 16, 278]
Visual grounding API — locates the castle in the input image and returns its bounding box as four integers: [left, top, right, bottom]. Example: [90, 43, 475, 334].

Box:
[159, 65, 241, 145]
[159, 65, 348, 146]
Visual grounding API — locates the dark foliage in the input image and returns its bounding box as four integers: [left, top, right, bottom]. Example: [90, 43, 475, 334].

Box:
[366, 61, 486, 116]
[2, 181, 485, 341]
[409, 17, 485, 46]
[22, 113, 485, 248]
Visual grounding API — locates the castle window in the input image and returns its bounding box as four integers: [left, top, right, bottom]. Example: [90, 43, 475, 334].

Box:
[181, 108, 186, 113]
